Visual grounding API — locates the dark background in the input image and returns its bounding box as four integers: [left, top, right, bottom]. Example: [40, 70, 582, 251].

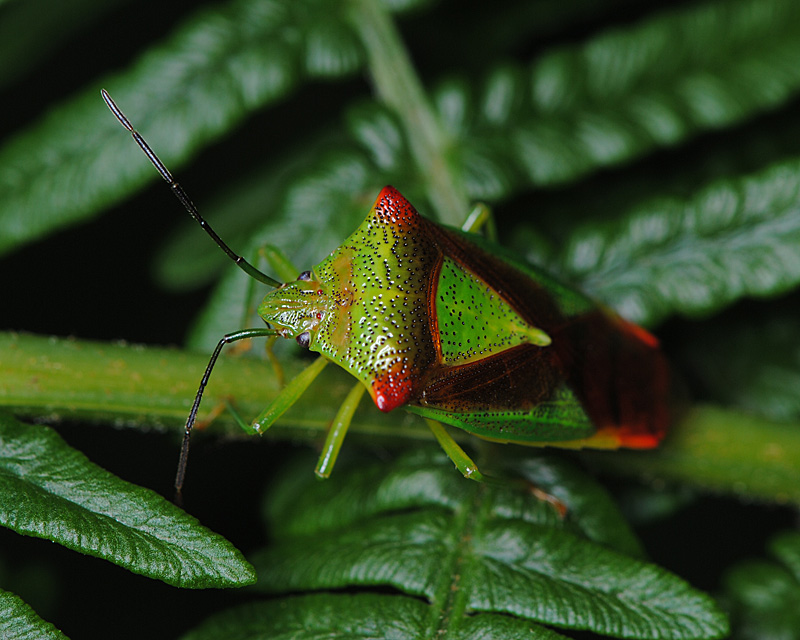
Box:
[1, 0, 797, 637]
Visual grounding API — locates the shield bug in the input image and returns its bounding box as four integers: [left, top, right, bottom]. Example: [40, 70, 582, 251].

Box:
[102, 90, 671, 494]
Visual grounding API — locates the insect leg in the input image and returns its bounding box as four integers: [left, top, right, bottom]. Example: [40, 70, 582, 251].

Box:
[255, 245, 306, 387]
[236, 244, 301, 385]
[258, 244, 304, 283]
[426, 420, 567, 513]
[460, 203, 497, 240]
[424, 419, 486, 482]
[176, 327, 278, 496]
[221, 398, 250, 433]
[315, 382, 367, 478]
[263, 337, 284, 388]
[251, 355, 329, 434]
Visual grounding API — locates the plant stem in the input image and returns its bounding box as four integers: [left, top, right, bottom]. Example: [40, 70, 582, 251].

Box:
[0, 332, 426, 442]
[581, 405, 800, 506]
[348, 0, 469, 226]
[3, 331, 799, 506]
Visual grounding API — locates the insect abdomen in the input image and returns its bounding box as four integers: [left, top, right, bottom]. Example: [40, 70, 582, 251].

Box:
[413, 219, 671, 449]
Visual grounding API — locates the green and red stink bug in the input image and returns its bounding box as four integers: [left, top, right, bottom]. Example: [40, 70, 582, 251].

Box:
[102, 90, 671, 494]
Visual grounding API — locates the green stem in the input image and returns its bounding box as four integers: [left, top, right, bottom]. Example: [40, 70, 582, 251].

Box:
[0, 332, 426, 442]
[2, 332, 799, 506]
[580, 405, 800, 506]
[348, 0, 469, 226]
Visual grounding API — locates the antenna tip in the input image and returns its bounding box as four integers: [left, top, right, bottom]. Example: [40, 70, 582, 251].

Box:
[101, 89, 133, 131]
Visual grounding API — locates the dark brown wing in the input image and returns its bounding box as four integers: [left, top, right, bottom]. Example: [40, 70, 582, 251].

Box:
[417, 221, 671, 447]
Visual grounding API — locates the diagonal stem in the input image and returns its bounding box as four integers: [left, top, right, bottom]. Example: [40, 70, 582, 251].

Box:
[348, 0, 469, 226]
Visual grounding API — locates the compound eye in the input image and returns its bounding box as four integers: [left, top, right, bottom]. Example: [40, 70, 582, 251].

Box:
[297, 270, 312, 281]
[295, 331, 311, 348]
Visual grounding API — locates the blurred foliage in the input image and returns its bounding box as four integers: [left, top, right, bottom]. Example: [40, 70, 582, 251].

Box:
[723, 531, 800, 639]
[1, 0, 800, 637]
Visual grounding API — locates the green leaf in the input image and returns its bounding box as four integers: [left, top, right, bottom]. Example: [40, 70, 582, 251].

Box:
[0, 0, 368, 258]
[438, 0, 800, 198]
[250, 449, 728, 640]
[724, 531, 800, 639]
[0, 589, 67, 640]
[302, 17, 362, 77]
[264, 448, 644, 559]
[560, 158, 800, 325]
[346, 101, 411, 176]
[0, 412, 255, 588]
[509, 455, 645, 559]
[181, 592, 571, 640]
[680, 312, 800, 422]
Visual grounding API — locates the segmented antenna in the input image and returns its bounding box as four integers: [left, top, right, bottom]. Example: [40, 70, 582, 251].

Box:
[101, 89, 283, 498]
[101, 89, 281, 288]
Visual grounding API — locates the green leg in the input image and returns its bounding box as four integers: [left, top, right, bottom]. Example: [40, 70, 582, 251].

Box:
[240, 244, 302, 325]
[223, 398, 250, 434]
[426, 419, 567, 514]
[259, 244, 304, 283]
[264, 335, 285, 388]
[251, 355, 329, 434]
[425, 419, 485, 482]
[315, 382, 367, 478]
[248, 245, 302, 385]
[460, 203, 497, 241]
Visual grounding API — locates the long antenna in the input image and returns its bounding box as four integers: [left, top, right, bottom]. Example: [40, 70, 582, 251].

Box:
[102, 89, 284, 499]
[101, 89, 281, 288]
